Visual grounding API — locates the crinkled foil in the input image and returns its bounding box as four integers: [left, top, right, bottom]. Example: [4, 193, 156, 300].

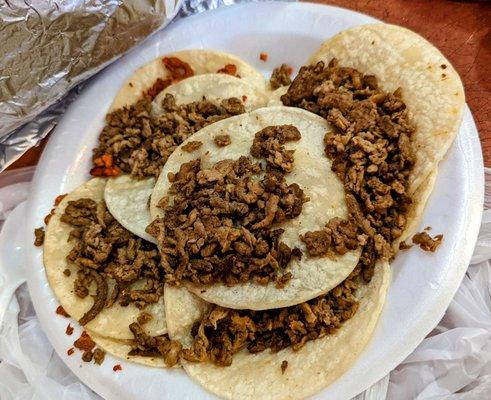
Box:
[0, 0, 187, 171]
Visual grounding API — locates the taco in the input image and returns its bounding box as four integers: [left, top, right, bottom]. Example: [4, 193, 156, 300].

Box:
[149, 106, 361, 310]
[43, 178, 166, 339]
[304, 23, 464, 243]
[164, 261, 390, 400]
[104, 72, 269, 243]
[109, 49, 267, 112]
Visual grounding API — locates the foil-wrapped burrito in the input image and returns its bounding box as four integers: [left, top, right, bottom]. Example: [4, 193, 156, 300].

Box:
[0, 0, 181, 170]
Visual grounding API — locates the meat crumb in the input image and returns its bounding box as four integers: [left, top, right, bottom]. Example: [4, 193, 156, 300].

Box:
[34, 227, 45, 246]
[182, 141, 203, 153]
[82, 350, 93, 362]
[67, 348, 75, 356]
[214, 134, 231, 147]
[137, 311, 153, 325]
[66, 323, 74, 336]
[74, 331, 96, 352]
[63, 268, 71, 277]
[93, 348, 106, 365]
[270, 64, 292, 90]
[259, 52, 268, 62]
[113, 364, 122, 372]
[398, 241, 412, 250]
[56, 305, 70, 318]
[281, 360, 288, 374]
[412, 232, 443, 252]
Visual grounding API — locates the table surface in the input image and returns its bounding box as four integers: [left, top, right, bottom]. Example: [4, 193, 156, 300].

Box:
[6, 0, 491, 171]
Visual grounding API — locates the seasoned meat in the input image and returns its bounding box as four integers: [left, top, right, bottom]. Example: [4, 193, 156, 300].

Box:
[412, 231, 443, 252]
[93, 348, 106, 365]
[270, 64, 292, 90]
[214, 134, 231, 147]
[92, 94, 246, 179]
[283, 59, 416, 279]
[61, 199, 163, 323]
[128, 322, 183, 367]
[34, 227, 45, 246]
[182, 141, 203, 153]
[182, 270, 360, 366]
[147, 126, 305, 287]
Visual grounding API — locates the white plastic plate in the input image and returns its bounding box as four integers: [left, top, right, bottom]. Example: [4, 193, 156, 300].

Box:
[25, 2, 484, 399]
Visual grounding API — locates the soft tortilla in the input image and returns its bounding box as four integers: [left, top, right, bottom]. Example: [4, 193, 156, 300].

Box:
[153, 73, 269, 116]
[309, 23, 465, 240]
[109, 49, 267, 112]
[268, 86, 289, 106]
[165, 261, 390, 400]
[87, 330, 171, 369]
[43, 178, 166, 339]
[105, 73, 268, 242]
[150, 106, 361, 310]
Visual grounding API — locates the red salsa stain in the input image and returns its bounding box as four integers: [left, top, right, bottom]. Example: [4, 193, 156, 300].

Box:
[217, 64, 237, 76]
[162, 57, 194, 80]
[146, 77, 172, 99]
[56, 305, 70, 318]
[259, 52, 268, 62]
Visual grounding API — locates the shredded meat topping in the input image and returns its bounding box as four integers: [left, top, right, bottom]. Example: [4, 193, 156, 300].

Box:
[182, 268, 360, 366]
[92, 94, 245, 179]
[61, 198, 163, 324]
[283, 59, 416, 280]
[412, 231, 443, 252]
[147, 125, 305, 287]
[128, 322, 182, 367]
[270, 64, 292, 90]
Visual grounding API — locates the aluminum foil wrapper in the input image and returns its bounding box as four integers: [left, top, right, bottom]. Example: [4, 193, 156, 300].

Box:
[0, 0, 184, 171]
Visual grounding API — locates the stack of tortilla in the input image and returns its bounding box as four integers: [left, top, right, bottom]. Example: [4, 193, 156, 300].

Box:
[42, 25, 464, 399]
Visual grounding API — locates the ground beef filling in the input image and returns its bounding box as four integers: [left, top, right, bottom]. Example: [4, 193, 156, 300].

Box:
[92, 94, 246, 179]
[412, 231, 443, 252]
[282, 59, 416, 281]
[181, 268, 360, 366]
[147, 125, 305, 288]
[61, 199, 163, 325]
[128, 321, 183, 367]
